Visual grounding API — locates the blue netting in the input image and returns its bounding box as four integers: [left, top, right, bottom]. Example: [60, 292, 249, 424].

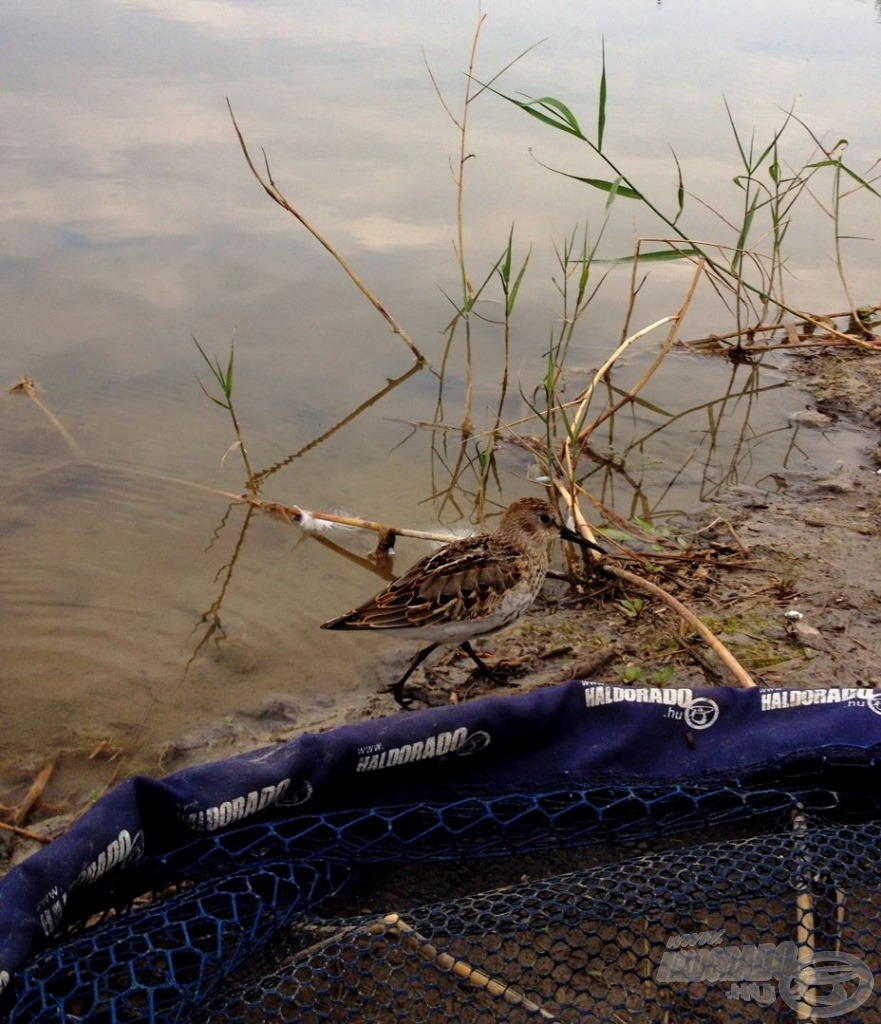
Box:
[2, 681, 881, 1021]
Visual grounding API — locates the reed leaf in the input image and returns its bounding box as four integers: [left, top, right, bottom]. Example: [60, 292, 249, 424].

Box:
[597, 247, 701, 265]
[597, 40, 607, 153]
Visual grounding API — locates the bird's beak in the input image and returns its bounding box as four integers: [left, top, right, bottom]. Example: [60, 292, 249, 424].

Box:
[560, 523, 606, 556]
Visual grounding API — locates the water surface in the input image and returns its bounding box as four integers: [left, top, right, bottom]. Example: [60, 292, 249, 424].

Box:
[2, 0, 880, 799]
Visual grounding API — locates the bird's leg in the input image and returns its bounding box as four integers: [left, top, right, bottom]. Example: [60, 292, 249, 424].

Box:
[459, 641, 500, 680]
[383, 643, 439, 708]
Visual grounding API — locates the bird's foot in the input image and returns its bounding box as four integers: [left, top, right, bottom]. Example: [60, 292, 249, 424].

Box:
[380, 680, 414, 709]
[466, 655, 532, 686]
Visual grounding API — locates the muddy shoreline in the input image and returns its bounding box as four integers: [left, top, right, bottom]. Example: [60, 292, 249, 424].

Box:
[4, 346, 881, 869]
[79, 351, 881, 756]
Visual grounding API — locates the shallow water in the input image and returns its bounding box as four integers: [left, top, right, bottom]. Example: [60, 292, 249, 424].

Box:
[2, 0, 880, 800]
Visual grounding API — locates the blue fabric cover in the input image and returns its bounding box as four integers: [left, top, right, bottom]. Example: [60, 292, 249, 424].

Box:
[1, 681, 880, 997]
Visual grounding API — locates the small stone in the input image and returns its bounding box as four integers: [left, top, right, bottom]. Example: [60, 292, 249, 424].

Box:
[815, 463, 854, 493]
[788, 409, 835, 429]
[789, 619, 833, 653]
[803, 509, 835, 527]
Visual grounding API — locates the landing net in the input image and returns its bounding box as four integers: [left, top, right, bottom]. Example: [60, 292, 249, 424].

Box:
[1, 682, 879, 1021]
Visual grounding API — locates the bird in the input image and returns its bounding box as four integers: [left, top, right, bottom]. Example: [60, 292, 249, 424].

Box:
[321, 497, 604, 707]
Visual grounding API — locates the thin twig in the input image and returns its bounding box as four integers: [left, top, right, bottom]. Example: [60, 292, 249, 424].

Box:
[609, 565, 757, 688]
[557, 313, 678, 512]
[566, 315, 677, 444]
[0, 821, 52, 845]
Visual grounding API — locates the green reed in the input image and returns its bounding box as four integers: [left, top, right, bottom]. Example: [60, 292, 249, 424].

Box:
[192, 335, 257, 496]
[427, 40, 881, 517]
[208, 20, 880, 528]
[489, 49, 879, 328]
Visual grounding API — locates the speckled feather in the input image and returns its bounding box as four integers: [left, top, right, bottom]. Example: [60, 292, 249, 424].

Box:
[321, 498, 562, 643]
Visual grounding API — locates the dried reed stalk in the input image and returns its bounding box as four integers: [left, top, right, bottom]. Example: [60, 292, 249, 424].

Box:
[555, 486, 758, 689]
[0, 821, 51, 844]
[380, 913, 560, 1021]
[227, 102, 427, 365]
[12, 755, 58, 827]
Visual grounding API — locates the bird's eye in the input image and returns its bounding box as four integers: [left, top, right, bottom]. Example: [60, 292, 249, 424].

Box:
[539, 513, 553, 525]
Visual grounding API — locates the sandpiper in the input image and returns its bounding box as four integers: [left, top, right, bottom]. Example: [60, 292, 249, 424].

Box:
[321, 497, 603, 707]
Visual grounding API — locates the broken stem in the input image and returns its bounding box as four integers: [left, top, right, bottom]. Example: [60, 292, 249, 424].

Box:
[227, 101, 427, 365]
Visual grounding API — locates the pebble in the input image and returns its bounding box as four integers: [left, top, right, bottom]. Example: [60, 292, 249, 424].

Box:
[788, 409, 835, 429]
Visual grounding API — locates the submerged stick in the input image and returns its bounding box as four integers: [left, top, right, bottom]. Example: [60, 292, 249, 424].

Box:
[8, 376, 84, 460]
[250, 499, 463, 545]
[680, 303, 881, 351]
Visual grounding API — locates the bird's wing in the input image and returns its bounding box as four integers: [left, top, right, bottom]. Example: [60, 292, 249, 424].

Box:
[323, 537, 529, 630]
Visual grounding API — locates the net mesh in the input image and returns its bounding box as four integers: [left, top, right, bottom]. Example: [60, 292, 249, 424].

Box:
[6, 754, 881, 1023]
[203, 820, 881, 1024]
